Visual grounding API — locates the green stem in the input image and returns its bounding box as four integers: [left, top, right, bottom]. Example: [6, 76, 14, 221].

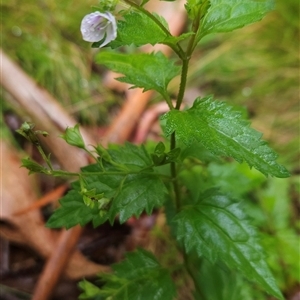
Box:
[51, 169, 172, 180]
[187, 12, 201, 56]
[37, 145, 53, 171]
[84, 148, 98, 162]
[176, 13, 202, 110]
[175, 58, 190, 110]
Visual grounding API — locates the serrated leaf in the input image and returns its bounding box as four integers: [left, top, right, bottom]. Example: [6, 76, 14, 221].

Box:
[172, 189, 283, 299]
[197, 0, 274, 41]
[108, 142, 152, 170]
[110, 11, 169, 48]
[47, 143, 167, 227]
[46, 189, 107, 229]
[114, 248, 161, 277]
[162, 96, 289, 178]
[80, 249, 177, 300]
[96, 51, 180, 97]
[109, 173, 167, 224]
[85, 143, 166, 224]
[109, 11, 190, 48]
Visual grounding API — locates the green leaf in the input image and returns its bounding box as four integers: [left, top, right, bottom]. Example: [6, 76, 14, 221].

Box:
[46, 189, 107, 229]
[189, 258, 265, 300]
[108, 173, 167, 224]
[80, 249, 177, 300]
[173, 189, 283, 299]
[107, 142, 152, 170]
[21, 157, 50, 175]
[78, 280, 103, 300]
[84, 143, 166, 224]
[154, 141, 166, 155]
[162, 96, 289, 178]
[109, 11, 191, 48]
[96, 51, 180, 97]
[110, 11, 169, 48]
[197, 0, 274, 41]
[47, 143, 167, 227]
[259, 177, 290, 230]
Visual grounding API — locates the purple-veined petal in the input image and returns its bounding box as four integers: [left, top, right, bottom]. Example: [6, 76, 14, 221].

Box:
[80, 11, 117, 46]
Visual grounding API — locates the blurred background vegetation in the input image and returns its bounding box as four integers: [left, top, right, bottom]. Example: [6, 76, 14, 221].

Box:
[1, 0, 299, 298]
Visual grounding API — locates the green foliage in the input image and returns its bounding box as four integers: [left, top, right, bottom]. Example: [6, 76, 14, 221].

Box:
[46, 143, 167, 227]
[104, 142, 152, 169]
[46, 189, 107, 229]
[257, 178, 300, 290]
[197, 0, 275, 42]
[110, 11, 169, 47]
[192, 259, 266, 300]
[109, 10, 192, 48]
[79, 249, 177, 300]
[173, 189, 283, 299]
[12, 0, 296, 299]
[21, 157, 50, 175]
[96, 51, 180, 98]
[108, 172, 167, 224]
[162, 96, 289, 178]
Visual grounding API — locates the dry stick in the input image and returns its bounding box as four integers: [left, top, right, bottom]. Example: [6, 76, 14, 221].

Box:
[0, 49, 104, 300]
[13, 184, 68, 216]
[31, 227, 83, 300]
[0, 49, 95, 173]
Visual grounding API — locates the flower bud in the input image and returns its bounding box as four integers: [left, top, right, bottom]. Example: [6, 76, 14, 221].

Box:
[61, 124, 85, 149]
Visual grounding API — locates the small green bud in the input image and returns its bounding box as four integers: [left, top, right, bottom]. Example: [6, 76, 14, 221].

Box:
[185, 0, 210, 20]
[16, 122, 47, 146]
[93, 0, 118, 12]
[97, 197, 111, 210]
[81, 186, 106, 209]
[61, 124, 85, 149]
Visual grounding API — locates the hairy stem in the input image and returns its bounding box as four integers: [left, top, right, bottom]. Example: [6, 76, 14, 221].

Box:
[175, 58, 190, 110]
[36, 144, 53, 171]
[176, 12, 201, 110]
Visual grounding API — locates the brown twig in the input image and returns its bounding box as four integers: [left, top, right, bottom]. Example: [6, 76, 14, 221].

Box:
[13, 184, 68, 216]
[31, 226, 83, 300]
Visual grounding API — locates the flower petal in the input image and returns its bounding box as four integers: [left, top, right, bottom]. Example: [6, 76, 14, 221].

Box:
[80, 11, 117, 46]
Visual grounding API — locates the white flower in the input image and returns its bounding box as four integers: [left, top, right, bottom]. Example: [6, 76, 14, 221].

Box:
[80, 11, 117, 47]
